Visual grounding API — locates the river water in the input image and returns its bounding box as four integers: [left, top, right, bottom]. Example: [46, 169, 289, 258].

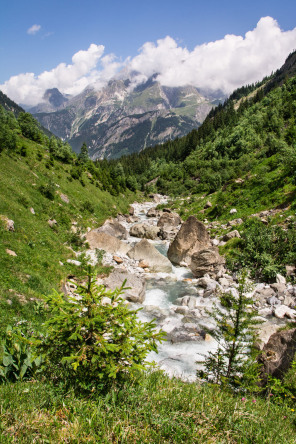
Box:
[123, 200, 217, 382]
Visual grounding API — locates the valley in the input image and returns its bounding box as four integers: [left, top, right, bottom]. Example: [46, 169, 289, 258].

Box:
[0, 48, 296, 442]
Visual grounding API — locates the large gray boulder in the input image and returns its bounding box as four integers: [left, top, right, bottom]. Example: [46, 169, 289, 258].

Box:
[129, 223, 160, 240]
[97, 219, 128, 240]
[86, 231, 130, 255]
[258, 328, 296, 385]
[189, 247, 225, 278]
[167, 216, 210, 265]
[157, 212, 181, 228]
[127, 239, 172, 273]
[103, 268, 146, 303]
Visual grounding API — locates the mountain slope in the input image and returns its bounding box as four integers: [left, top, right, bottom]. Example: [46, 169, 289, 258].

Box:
[112, 51, 296, 220]
[31, 78, 217, 159]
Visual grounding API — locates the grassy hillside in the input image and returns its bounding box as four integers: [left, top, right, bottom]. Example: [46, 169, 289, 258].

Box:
[0, 117, 137, 333]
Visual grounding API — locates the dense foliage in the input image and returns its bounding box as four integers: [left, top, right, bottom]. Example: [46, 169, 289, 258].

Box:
[108, 52, 296, 200]
[223, 218, 296, 281]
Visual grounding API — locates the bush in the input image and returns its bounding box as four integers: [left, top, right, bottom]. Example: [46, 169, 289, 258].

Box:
[39, 180, 55, 200]
[37, 269, 164, 392]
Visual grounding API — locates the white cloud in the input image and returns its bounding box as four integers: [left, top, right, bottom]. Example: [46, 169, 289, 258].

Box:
[27, 24, 41, 35]
[127, 17, 296, 93]
[0, 44, 107, 105]
[1, 17, 296, 106]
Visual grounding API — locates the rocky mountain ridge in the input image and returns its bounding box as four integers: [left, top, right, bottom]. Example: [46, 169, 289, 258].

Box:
[30, 77, 221, 159]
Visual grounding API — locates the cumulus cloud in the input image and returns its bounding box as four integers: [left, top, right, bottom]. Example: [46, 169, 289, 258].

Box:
[1, 17, 296, 106]
[0, 44, 107, 105]
[128, 17, 296, 92]
[27, 24, 41, 35]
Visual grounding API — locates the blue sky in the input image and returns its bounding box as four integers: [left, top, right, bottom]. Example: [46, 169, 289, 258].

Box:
[1, 0, 296, 105]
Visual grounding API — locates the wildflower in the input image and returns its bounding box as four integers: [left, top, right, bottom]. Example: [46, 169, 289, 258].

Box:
[291, 409, 295, 412]
[241, 397, 246, 402]
[252, 399, 256, 403]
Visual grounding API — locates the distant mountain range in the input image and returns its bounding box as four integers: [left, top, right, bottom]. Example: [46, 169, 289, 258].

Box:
[28, 76, 224, 159]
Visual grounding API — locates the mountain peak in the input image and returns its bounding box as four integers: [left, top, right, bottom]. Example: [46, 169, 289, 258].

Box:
[43, 88, 69, 109]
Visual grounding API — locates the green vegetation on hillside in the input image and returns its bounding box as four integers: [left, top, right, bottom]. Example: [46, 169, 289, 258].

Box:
[107, 51, 296, 281]
[0, 104, 138, 331]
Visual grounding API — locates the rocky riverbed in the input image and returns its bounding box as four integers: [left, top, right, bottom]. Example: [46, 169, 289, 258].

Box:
[66, 195, 296, 381]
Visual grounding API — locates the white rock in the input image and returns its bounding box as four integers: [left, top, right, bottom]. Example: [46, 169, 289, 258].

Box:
[175, 306, 190, 315]
[67, 259, 82, 266]
[276, 274, 286, 285]
[274, 305, 296, 319]
[230, 208, 237, 214]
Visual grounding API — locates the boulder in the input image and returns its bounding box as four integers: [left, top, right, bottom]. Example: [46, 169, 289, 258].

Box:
[276, 274, 286, 285]
[273, 305, 296, 319]
[270, 283, 287, 297]
[223, 230, 241, 242]
[157, 212, 181, 228]
[103, 268, 146, 303]
[97, 220, 128, 240]
[158, 226, 179, 241]
[0, 216, 14, 231]
[204, 201, 212, 209]
[189, 247, 225, 278]
[258, 328, 296, 384]
[146, 207, 160, 218]
[127, 239, 172, 273]
[86, 231, 130, 255]
[129, 223, 160, 240]
[256, 324, 281, 350]
[167, 216, 210, 265]
[113, 255, 123, 264]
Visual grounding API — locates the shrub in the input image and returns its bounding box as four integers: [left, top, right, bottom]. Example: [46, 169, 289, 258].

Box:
[39, 180, 55, 200]
[37, 269, 164, 392]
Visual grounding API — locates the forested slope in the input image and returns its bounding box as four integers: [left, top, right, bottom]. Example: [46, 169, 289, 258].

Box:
[110, 51, 296, 220]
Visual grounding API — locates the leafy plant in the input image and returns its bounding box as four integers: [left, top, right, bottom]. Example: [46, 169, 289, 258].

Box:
[0, 323, 42, 382]
[37, 269, 164, 392]
[197, 272, 262, 390]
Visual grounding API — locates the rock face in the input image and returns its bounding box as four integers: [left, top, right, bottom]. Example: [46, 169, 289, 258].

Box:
[97, 220, 128, 240]
[86, 231, 130, 255]
[127, 239, 172, 273]
[129, 223, 160, 240]
[258, 328, 296, 384]
[32, 80, 215, 159]
[167, 216, 210, 265]
[157, 212, 181, 228]
[190, 247, 225, 278]
[103, 268, 146, 303]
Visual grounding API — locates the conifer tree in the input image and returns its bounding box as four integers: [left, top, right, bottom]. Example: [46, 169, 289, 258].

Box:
[197, 272, 262, 389]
